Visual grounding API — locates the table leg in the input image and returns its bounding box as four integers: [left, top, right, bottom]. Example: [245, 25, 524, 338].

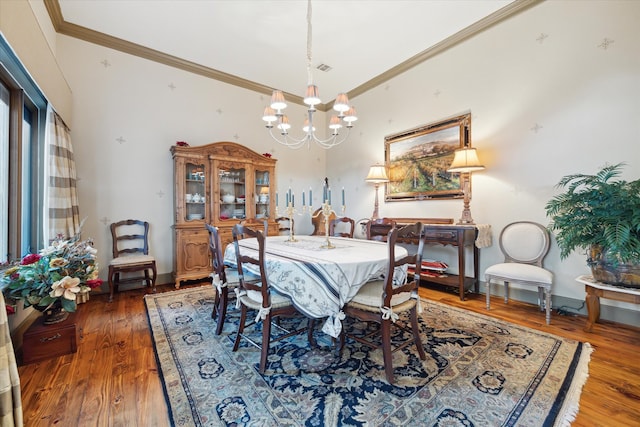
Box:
[584, 286, 600, 332]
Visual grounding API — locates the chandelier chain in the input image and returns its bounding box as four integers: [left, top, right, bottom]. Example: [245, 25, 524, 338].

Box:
[306, 0, 313, 86]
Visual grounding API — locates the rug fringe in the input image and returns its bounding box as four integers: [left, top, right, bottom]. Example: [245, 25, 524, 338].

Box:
[555, 342, 593, 427]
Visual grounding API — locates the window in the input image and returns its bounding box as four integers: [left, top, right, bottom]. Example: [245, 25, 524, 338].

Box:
[0, 35, 48, 263]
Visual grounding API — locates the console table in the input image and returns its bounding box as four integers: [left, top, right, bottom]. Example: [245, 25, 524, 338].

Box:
[392, 218, 484, 301]
[576, 274, 640, 332]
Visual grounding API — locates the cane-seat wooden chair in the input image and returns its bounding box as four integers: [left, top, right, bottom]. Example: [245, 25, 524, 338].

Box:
[341, 222, 427, 384]
[329, 216, 355, 238]
[108, 219, 157, 302]
[484, 221, 554, 324]
[205, 223, 242, 335]
[275, 216, 294, 236]
[231, 224, 312, 373]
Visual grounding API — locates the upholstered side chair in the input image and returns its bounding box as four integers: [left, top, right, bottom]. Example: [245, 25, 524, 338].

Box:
[484, 221, 553, 324]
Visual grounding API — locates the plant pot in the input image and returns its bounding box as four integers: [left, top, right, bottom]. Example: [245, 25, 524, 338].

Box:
[589, 245, 640, 288]
[34, 301, 70, 325]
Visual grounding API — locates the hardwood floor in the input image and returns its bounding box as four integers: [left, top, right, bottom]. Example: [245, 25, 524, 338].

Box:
[16, 284, 640, 426]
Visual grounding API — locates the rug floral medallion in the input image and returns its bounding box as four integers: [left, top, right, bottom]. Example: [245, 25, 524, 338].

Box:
[144, 286, 591, 427]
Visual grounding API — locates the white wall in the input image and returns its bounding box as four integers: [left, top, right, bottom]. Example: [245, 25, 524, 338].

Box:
[8, 0, 640, 323]
[328, 0, 640, 316]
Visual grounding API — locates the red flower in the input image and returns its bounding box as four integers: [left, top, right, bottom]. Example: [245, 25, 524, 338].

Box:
[262, 152, 272, 158]
[20, 253, 41, 265]
[5, 305, 15, 315]
[86, 279, 103, 289]
[176, 141, 190, 147]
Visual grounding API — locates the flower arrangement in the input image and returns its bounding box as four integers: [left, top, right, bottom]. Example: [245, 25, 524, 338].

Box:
[176, 141, 190, 147]
[2, 234, 103, 313]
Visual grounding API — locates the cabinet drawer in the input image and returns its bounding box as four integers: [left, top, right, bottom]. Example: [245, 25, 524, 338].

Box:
[424, 228, 459, 243]
[23, 314, 78, 364]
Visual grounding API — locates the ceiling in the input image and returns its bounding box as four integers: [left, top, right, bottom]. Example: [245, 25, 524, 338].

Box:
[48, 0, 530, 109]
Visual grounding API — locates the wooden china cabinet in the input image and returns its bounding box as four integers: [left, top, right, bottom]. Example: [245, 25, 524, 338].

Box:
[170, 141, 277, 288]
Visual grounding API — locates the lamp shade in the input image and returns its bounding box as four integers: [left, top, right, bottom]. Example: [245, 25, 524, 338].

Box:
[447, 148, 485, 173]
[365, 164, 389, 183]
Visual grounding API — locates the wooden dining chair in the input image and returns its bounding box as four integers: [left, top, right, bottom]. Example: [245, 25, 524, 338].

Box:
[205, 223, 241, 335]
[231, 224, 311, 373]
[108, 219, 157, 302]
[366, 217, 397, 242]
[275, 216, 294, 235]
[329, 216, 355, 238]
[341, 222, 427, 384]
[239, 218, 269, 236]
[311, 207, 336, 235]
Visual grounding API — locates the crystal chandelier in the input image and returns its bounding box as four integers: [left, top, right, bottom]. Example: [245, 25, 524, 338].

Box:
[261, 0, 358, 149]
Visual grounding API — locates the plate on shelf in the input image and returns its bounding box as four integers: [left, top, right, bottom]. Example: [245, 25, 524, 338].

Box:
[187, 214, 203, 220]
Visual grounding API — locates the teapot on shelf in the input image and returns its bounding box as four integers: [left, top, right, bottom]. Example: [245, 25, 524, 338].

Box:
[192, 193, 202, 203]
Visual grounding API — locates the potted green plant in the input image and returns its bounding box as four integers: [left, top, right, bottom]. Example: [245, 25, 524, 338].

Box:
[545, 163, 640, 287]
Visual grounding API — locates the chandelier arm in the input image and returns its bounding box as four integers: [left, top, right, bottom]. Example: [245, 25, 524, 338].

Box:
[312, 127, 352, 148]
[267, 128, 312, 149]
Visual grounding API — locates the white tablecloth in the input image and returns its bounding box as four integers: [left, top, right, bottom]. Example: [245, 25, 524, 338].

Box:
[224, 235, 408, 337]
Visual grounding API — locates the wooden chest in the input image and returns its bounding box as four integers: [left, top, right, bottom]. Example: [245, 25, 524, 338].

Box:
[22, 311, 79, 364]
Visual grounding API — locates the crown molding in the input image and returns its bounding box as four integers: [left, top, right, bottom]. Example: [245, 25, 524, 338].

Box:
[44, 0, 542, 112]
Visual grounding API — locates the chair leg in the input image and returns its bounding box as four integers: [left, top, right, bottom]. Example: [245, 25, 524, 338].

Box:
[381, 320, 394, 384]
[410, 307, 426, 360]
[215, 288, 228, 335]
[150, 262, 157, 293]
[108, 266, 115, 303]
[259, 314, 272, 374]
[486, 281, 491, 310]
[504, 281, 510, 303]
[545, 287, 552, 325]
[307, 319, 316, 349]
[233, 305, 248, 352]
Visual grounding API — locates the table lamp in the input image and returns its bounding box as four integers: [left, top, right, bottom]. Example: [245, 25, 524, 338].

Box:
[365, 164, 389, 219]
[447, 127, 484, 224]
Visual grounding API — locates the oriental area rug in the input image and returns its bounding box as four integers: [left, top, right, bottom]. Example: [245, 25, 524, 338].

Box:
[144, 286, 592, 427]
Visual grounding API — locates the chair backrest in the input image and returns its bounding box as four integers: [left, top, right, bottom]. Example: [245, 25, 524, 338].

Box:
[110, 219, 150, 258]
[239, 218, 268, 236]
[232, 224, 270, 307]
[329, 216, 355, 238]
[499, 221, 550, 267]
[205, 223, 227, 282]
[381, 222, 424, 307]
[311, 207, 337, 235]
[275, 216, 294, 235]
[366, 218, 397, 242]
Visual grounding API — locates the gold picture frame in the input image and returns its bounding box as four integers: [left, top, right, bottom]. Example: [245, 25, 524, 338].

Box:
[384, 112, 470, 201]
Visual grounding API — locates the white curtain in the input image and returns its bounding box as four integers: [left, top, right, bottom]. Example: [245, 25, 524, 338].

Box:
[44, 105, 80, 242]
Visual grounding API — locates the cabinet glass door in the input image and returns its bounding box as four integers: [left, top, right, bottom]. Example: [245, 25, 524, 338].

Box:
[185, 162, 206, 221]
[255, 169, 270, 219]
[219, 167, 246, 220]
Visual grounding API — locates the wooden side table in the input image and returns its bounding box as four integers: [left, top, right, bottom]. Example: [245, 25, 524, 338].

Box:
[22, 311, 79, 364]
[576, 275, 640, 332]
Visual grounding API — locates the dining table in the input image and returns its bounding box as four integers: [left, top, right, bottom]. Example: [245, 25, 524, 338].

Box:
[223, 235, 408, 337]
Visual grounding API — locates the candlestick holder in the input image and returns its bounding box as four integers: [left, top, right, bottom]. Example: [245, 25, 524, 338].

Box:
[312, 201, 337, 249]
[284, 202, 298, 242]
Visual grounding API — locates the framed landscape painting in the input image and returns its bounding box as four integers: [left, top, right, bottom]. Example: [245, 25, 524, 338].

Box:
[384, 112, 470, 201]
